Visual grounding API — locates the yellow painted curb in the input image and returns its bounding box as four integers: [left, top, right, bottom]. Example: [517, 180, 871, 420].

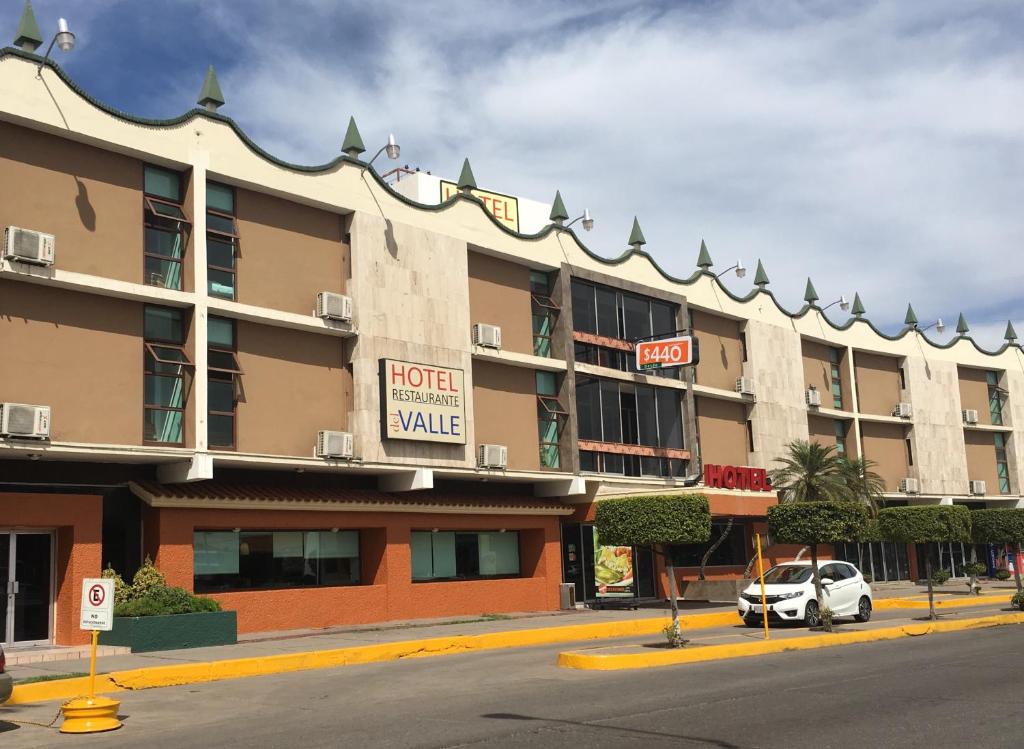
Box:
[875, 594, 1012, 610]
[557, 612, 1024, 670]
[8, 609, 739, 705]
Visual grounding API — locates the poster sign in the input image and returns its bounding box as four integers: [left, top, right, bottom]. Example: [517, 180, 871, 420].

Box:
[636, 335, 698, 371]
[80, 578, 114, 631]
[380, 359, 466, 444]
[440, 180, 520, 232]
[593, 528, 636, 598]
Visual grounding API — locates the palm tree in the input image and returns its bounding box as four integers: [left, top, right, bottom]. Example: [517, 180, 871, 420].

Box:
[837, 456, 886, 518]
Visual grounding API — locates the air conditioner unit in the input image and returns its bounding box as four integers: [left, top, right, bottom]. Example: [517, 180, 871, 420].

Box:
[969, 480, 986, 496]
[735, 377, 756, 396]
[478, 443, 508, 469]
[0, 403, 50, 439]
[472, 323, 502, 350]
[962, 409, 979, 425]
[898, 477, 919, 494]
[316, 292, 353, 322]
[805, 388, 821, 407]
[892, 402, 913, 419]
[316, 430, 354, 459]
[4, 227, 55, 266]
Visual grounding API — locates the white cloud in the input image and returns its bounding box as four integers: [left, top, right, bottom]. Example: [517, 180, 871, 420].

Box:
[100, 0, 1024, 348]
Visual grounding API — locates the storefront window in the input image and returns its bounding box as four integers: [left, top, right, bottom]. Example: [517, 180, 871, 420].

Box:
[411, 531, 519, 581]
[669, 521, 747, 567]
[193, 530, 359, 591]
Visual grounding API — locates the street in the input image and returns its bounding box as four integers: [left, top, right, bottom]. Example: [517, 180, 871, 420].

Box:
[2, 624, 1021, 747]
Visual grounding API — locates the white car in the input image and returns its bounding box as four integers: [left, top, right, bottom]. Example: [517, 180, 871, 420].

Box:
[737, 560, 873, 628]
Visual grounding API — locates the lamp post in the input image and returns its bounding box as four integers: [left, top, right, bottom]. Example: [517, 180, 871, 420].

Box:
[37, 17, 75, 72]
[716, 260, 746, 279]
[564, 209, 594, 232]
[367, 134, 400, 167]
[821, 296, 851, 313]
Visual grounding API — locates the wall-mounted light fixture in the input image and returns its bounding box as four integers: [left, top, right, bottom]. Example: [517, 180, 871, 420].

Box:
[717, 260, 746, 279]
[368, 134, 400, 166]
[821, 296, 850, 313]
[564, 209, 594, 232]
[37, 17, 75, 72]
[921, 318, 946, 334]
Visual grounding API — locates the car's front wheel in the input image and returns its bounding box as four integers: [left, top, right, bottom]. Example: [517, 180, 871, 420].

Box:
[854, 596, 872, 622]
[803, 599, 821, 627]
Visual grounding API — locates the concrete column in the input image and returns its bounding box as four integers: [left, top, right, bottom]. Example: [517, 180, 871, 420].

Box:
[188, 150, 209, 454]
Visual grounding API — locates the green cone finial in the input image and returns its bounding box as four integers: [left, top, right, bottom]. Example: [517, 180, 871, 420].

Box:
[904, 304, 918, 327]
[549, 191, 568, 224]
[753, 260, 769, 288]
[341, 117, 366, 157]
[1005, 321, 1018, 342]
[457, 158, 477, 191]
[956, 313, 969, 335]
[696, 239, 712, 270]
[14, 1, 43, 51]
[803, 278, 819, 305]
[197, 66, 225, 111]
[851, 293, 865, 317]
[628, 217, 646, 248]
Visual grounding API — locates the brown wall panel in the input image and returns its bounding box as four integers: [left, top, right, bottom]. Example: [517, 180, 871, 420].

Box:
[859, 422, 908, 491]
[802, 340, 851, 410]
[467, 252, 533, 355]
[235, 322, 350, 455]
[854, 352, 902, 416]
[0, 121, 145, 283]
[696, 397, 748, 466]
[958, 368, 996, 425]
[964, 431, 1002, 494]
[691, 310, 743, 391]
[235, 188, 347, 315]
[471, 361, 539, 471]
[0, 281, 144, 444]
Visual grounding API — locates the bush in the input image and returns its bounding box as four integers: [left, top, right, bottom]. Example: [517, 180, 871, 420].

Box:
[130, 556, 166, 600]
[1012, 590, 1024, 611]
[877, 506, 972, 544]
[595, 494, 711, 547]
[930, 568, 951, 586]
[114, 584, 221, 618]
[971, 509, 1024, 544]
[996, 569, 1011, 581]
[767, 501, 868, 545]
[101, 564, 130, 607]
[963, 562, 987, 578]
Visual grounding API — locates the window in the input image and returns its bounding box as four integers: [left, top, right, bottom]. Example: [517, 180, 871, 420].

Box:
[898, 365, 907, 390]
[905, 437, 914, 467]
[830, 348, 843, 409]
[530, 271, 559, 357]
[411, 531, 520, 581]
[834, 420, 846, 455]
[570, 279, 677, 342]
[536, 372, 566, 468]
[669, 521, 747, 567]
[574, 342, 679, 380]
[987, 371, 1005, 426]
[193, 530, 359, 591]
[207, 182, 239, 300]
[746, 420, 755, 453]
[144, 306, 192, 444]
[994, 433, 1010, 494]
[208, 316, 242, 449]
[144, 165, 190, 291]
[740, 331, 748, 362]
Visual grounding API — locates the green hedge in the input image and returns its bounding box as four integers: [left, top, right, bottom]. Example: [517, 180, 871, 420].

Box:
[595, 494, 711, 547]
[767, 501, 868, 545]
[114, 585, 222, 618]
[878, 505, 971, 543]
[971, 509, 1024, 544]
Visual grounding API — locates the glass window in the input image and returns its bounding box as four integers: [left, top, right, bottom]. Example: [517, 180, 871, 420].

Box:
[571, 280, 597, 334]
[145, 166, 181, 201]
[600, 380, 622, 443]
[651, 302, 676, 338]
[144, 306, 189, 445]
[670, 521, 747, 567]
[193, 530, 359, 591]
[208, 316, 235, 347]
[209, 316, 238, 449]
[830, 348, 843, 409]
[656, 389, 683, 449]
[987, 371, 1004, 426]
[144, 166, 189, 292]
[144, 306, 184, 342]
[536, 371, 558, 396]
[622, 294, 652, 341]
[207, 182, 235, 214]
[636, 386, 658, 447]
[536, 372, 562, 468]
[576, 377, 602, 441]
[595, 287, 618, 338]
[834, 420, 846, 455]
[207, 181, 238, 300]
[995, 432, 1010, 494]
[411, 531, 519, 581]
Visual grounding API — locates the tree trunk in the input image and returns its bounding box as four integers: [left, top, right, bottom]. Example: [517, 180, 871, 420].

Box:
[698, 518, 734, 581]
[1015, 543, 1023, 593]
[926, 554, 936, 621]
[795, 545, 810, 562]
[665, 548, 684, 647]
[969, 546, 979, 596]
[810, 544, 829, 631]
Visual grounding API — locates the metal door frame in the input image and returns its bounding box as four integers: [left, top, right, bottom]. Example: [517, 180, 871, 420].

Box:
[1, 529, 56, 647]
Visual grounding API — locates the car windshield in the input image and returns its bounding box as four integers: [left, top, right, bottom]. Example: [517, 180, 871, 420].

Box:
[761, 566, 813, 585]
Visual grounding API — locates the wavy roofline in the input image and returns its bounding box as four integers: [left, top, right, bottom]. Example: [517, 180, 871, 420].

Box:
[2, 46, 1017, 358]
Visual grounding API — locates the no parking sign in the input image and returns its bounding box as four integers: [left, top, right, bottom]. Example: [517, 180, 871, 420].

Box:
[80, 578, 114, 631]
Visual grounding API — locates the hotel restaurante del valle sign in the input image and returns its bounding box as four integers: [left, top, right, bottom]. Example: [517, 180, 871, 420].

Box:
[380, 359, 466, 444]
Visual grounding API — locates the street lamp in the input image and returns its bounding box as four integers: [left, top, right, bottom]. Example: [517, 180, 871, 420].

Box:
[368, 134, 400, 167]
[565, 209, 594, 232]
[921, 318, 946, 334]
[821, 296, 851, 313]
[37, 17, 75, 71]
[717, 260, 746, 279]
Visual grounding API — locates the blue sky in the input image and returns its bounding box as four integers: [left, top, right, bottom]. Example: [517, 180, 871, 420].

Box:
[15, 0, 1024, 347]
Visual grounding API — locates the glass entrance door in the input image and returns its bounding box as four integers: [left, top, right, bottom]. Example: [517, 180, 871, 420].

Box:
[3, 532, 53, 646]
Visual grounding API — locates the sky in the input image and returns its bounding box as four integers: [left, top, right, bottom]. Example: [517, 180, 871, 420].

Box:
[15, 0, 1024, 348]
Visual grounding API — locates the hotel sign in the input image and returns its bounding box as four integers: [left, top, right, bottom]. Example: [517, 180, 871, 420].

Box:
[380, 359, 466, 444]
[704, 464, 773, 492]
[440, 180, 520, 232]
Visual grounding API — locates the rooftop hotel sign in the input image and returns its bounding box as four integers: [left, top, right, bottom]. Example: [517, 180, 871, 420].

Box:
[440, 181, 520, 232]
[380, 359, 466, 444]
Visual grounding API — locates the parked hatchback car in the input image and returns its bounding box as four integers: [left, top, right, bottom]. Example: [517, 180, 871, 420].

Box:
[737, 560, 873, 627]
[0, 645, 12, 704]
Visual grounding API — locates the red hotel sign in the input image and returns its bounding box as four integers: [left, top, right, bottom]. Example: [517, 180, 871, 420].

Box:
[704, 464, 773, 492]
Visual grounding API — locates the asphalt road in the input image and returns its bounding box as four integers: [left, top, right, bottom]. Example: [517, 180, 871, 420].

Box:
[2, 624, 1022, 748]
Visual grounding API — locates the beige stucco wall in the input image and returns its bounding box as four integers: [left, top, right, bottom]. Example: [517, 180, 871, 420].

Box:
[902, 356, 968, 496]
[466, 251, 534, 355]
[691, 310, 744, 391]
[472, 361, 540, 471]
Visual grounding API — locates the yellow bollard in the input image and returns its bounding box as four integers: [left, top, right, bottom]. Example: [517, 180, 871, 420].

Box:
[59, 630, 121, 734]
[755, 533, 770, 641]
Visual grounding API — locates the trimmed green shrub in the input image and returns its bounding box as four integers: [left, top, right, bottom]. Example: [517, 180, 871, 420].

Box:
[101, 564, 130, 607]
[595, 494, 711, 547]
[130, 556, 167, 600]
[857, 518, 882, 544]
[114, 584, 221, 618]
[971, 509, 1024, 544]
[767, 501, 869, 545]
[1011, 590, 1024, 611]
[963, 562, 987, 578]
[996, 569, 1011, 581]
[877, 505, 972, 544]
[930, 568, 951, 585]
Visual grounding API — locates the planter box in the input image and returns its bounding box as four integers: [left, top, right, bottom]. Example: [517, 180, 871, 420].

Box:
[99, 611, 237, 653]
[679, 579, 748, 602]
